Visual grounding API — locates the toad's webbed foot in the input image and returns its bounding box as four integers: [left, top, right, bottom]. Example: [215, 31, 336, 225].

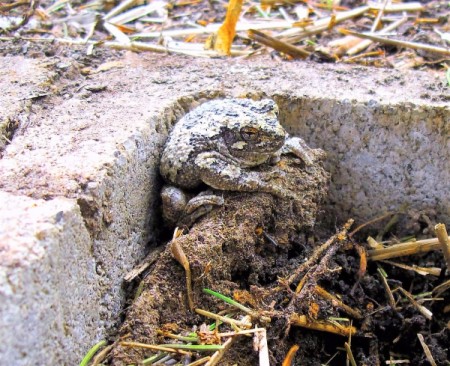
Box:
[161, 186, 224, 227]
[282, 136, 325, 166]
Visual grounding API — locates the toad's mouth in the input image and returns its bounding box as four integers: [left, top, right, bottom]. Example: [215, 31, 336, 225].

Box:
[231, 149, 278, 157]
[229, 139, 284, 154]
[228, 150, 278, 168]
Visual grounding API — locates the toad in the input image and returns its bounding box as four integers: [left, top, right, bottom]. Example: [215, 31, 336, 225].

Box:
[160, 98, 320, 226]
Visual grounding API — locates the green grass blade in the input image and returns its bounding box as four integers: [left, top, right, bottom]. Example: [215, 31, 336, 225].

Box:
[203, 288, 252, 313]
[142, 352, 168, 364]
[79, 340, 107, 366]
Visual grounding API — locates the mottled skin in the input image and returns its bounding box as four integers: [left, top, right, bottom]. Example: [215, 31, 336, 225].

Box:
[160, 98, 316, 225]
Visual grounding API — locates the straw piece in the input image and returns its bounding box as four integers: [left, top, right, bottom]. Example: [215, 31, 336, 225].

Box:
[347, 15, 408, 56]
[103, 22, 131, 44]
[108, 2, 167, 25]
[291, 314, 357, 337]
[368, 2, 424, 12]
[0, 36, 250, 57]
[417, 334, 437, 366]
[104, 0, 138, 21]
[278, 6, 370, 42]
[398, 288, 432, 320]
[435, 223, 450, 272]
[248, 29, 310, 58]
[340, 29, 450, 56]
[368, 237, 445, 261]
[133, 20, 294, 39]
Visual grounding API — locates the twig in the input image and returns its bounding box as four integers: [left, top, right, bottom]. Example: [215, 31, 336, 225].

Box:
[171, 237, 194, 311]
[2, 0, 40, 31]
[385, 360, 410, 364]
[290, 314, 357, 337]
[103, 0, 138, 21]
[289, 220, 354, 310]
[124, 246, 165, 282]
[368, 2, 424, 13]
[432, 278, 450, 297]
[158, 330, 199, 343]
[248, 29, 310, 59]
[347, 16, 408, 56]
[367, 236, 383, 249]
[218, 328, 268, 337]
[292, 267, 312, 296]
[417, 334, 437, 366]
[91, 344, 113, 366]
[205, 336, 235, 366]
[344, 342, 357, 366]
[282, 344, 299, 366]
[287, 219, 354, 285]
[187, 356, 211, 366]
[278, 6, 370, 43]
[103, 22, 131, 44]
[344, 50, 385, 63]
[0, 36, 250, 57]
[354, 242, 368, 278]
[315, 286, 363, 319]
[377, 268, 396, 308]
[370, 0, 390, 33]
[108, 3, 166, 25]
[162, 344, 224, 351]
[435, 223, 450, 273]
[349, 212, 394, 237]
[381, 260, 441, 277]
[44, 0, 68, 14]
[133, 20, 296, 39]
[339, 29, 450, 57]
[205, 316, 251, 366]
[368, 237, 446, 261]
[0, 0, 31, 11]
[397, 288, 432, 320]
[195, 308, 252, 328]
[212, 0, 243, 55]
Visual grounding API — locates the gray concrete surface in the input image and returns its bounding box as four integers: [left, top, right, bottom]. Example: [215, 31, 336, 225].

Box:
[0, 57, 56, 151]
[0, 192, 100, 366]
[0, 53, 449, 364]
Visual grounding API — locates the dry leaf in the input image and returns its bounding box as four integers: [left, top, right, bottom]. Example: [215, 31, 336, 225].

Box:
[212, 0, 243, 55]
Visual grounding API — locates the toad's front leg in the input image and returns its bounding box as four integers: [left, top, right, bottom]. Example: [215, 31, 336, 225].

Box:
[194, 152, 300, 199]
[282, 136, 325, 165]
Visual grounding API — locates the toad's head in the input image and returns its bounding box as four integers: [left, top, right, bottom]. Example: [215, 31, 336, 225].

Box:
[222, 99, 286, 165]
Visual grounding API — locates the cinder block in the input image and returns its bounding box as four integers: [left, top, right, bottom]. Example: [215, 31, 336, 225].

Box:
[0, 192, 100, 366]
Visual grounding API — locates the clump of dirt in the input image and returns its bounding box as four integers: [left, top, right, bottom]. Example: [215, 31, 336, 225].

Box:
[109, 152, 330, 365]
[106, 152, 449, 365]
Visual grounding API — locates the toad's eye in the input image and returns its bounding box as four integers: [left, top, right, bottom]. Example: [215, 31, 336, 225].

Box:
[240, 127, 259, 141]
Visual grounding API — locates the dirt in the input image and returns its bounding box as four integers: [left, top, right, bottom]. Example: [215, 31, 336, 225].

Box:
[111, 152, 330, 365]
[109, 153, 448, 365]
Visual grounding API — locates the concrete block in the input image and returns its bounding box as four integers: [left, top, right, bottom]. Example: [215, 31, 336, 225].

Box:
[0, 192, 100, 365]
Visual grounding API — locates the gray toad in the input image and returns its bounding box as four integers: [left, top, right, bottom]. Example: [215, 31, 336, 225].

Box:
[160, 98, 319, 225]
